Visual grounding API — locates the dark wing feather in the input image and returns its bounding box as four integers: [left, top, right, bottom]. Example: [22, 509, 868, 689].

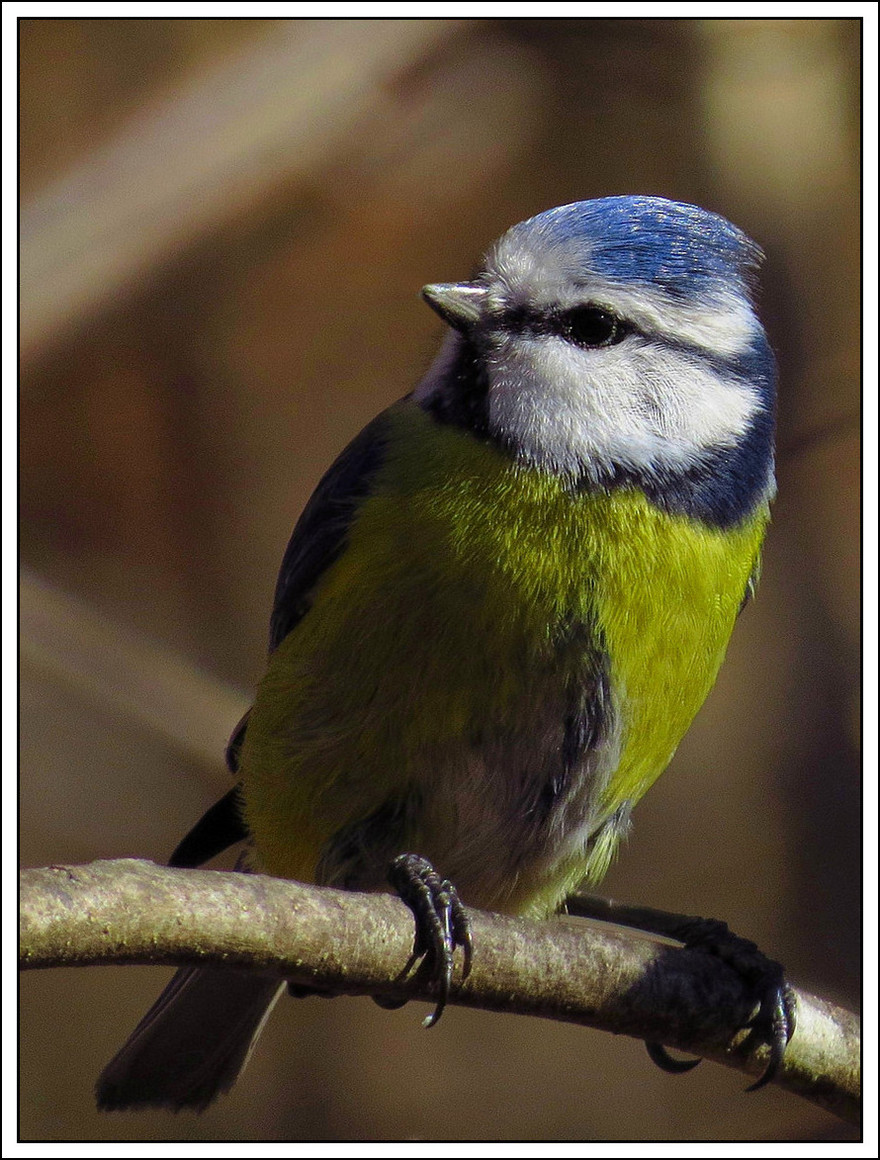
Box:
[174, 411, 391, 870]
[168, 786, 247, 867]
[268, 410, 391, 650]
[225, 709, 250, 774]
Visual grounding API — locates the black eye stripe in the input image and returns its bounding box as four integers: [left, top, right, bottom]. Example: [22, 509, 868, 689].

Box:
[497, 304, 630, 348]
[498, 305, 544, 334]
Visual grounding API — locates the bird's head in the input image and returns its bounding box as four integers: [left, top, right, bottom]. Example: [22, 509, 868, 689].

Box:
[416, 196, 776, 526]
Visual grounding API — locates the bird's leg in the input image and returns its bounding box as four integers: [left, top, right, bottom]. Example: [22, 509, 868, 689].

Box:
[565, 894, 796, 1089]
[383, 853, 473, 1027]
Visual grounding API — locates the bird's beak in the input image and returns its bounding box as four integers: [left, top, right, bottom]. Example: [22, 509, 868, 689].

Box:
[421, 282, 488, 331]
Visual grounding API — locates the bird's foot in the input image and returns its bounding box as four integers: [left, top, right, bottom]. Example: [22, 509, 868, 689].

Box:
[646, 915, 796, 1090]
[565, 896, 795, 1089]
[384, 853, 473, 1027]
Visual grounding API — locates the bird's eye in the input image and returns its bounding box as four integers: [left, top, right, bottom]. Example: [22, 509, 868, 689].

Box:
[559, 306, 627, 349]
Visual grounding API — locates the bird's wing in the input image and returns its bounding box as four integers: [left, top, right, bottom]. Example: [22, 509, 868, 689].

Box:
[170, 411, 393, 869]
[168, 785, 248, 867]
[268, 409, 391, 651]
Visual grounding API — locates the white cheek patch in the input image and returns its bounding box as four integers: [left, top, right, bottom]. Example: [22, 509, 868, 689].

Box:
[486, 334, 763, 477]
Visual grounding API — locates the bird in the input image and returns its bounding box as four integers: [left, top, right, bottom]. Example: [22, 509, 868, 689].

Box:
[97, 195, 784, 1113]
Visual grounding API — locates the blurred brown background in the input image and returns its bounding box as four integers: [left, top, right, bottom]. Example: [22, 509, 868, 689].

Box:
[19, 17, 860, 1143]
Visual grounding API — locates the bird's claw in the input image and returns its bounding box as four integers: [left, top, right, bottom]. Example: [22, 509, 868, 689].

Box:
[646, 916, 796, 1089]
[387, 853, 472, 1026]
[743, 978, 797, 1091]
[646, 1041, 702, 1074]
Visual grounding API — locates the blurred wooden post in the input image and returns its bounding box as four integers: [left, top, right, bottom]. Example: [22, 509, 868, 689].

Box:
[19, 19, 465, 361]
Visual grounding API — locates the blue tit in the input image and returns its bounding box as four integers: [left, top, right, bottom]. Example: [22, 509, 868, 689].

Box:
[97, 195, 777, 1112]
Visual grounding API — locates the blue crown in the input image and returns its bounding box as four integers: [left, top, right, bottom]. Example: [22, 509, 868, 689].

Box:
[503, 196, 764, 301]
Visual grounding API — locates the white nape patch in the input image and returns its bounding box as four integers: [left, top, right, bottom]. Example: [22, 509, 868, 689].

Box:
[488, 231, 760, 359]
[486, 331, 762, 478]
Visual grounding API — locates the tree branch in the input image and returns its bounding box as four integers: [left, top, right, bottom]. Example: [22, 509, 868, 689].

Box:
[20, 859, 859, 1126]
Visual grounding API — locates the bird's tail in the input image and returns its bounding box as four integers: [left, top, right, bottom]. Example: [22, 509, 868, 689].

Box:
[96, 966, 284, 1112]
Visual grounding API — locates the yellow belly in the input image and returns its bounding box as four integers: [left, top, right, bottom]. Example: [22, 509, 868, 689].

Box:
[239, 403, 768, 916]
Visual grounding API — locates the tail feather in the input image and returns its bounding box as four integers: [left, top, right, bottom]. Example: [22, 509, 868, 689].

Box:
[96, 966, 284, 1112]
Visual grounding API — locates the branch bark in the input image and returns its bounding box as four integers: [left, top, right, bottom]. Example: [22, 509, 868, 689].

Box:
[20, 859, 859, 1126]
